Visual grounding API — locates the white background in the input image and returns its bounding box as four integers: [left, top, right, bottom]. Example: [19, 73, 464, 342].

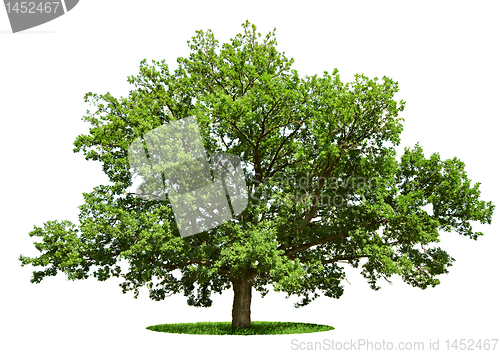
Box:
[1, 1, 499, 353]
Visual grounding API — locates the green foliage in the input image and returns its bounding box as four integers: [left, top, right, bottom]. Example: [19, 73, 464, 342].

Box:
[20, 20, 494, 309]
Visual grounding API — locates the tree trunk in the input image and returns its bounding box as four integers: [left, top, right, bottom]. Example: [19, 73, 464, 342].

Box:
[230, 270, 255, 328]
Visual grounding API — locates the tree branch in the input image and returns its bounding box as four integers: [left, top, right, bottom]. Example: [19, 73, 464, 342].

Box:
[284, 231, 349, 257]
[321, 254, 370, 264]
[163, 258, 212, 271]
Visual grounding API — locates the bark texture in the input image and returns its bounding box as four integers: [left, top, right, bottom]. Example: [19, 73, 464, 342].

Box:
[230, 270, 256, 328]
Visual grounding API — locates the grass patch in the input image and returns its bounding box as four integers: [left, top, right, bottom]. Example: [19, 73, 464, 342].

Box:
[146, 321, 334, 335]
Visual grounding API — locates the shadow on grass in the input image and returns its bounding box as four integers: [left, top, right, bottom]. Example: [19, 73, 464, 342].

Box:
[146, 321, 334, 335]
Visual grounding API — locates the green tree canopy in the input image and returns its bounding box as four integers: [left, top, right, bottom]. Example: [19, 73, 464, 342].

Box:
[20, 21, 494, 328]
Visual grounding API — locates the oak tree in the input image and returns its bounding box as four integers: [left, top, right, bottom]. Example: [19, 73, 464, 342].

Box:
[20, 21, 494, 328]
